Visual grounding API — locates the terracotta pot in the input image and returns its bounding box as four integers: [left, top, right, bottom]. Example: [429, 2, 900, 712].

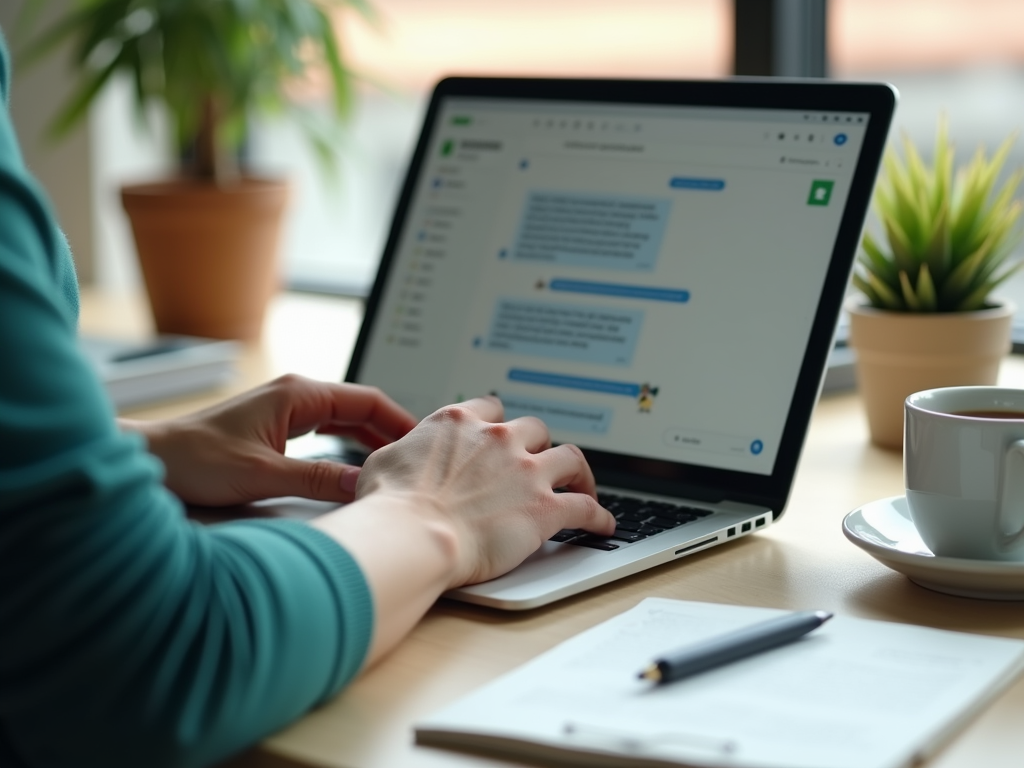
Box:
[121, 178, 289, 340]
[847, 299, 1015, 450]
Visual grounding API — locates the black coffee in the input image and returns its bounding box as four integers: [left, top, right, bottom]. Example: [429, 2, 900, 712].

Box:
[953, 410, 1024, 420]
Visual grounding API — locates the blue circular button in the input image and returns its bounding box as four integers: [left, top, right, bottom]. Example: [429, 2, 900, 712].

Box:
[834, 133, 848, 146]
[750, 439, 763, 455]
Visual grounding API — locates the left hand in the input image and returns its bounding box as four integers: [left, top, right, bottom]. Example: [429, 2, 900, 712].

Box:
[122, 374, 418, 507]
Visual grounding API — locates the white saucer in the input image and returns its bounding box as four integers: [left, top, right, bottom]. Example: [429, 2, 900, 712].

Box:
[842, 496, 1024, 600]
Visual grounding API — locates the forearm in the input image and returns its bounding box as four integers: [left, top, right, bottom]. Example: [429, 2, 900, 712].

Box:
[310, 493, 461, 667]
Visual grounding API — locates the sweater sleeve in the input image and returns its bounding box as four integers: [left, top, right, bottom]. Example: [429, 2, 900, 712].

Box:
[0, 29, 373, 768]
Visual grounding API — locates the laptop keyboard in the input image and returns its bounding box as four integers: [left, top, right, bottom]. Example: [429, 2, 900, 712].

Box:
[551, 492, 713, 551]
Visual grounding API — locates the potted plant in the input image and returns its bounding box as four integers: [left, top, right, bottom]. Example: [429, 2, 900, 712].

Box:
[17, 0, 374, 339]
[849, 119, 1024, 448]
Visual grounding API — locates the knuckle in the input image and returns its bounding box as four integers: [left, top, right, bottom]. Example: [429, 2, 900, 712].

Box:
[272, 372, 306, 390]
[483, 422, 514, 445]
[516, 454, 539, 474]
[361, 445, 389, 472]
[433, 403, 471, 424]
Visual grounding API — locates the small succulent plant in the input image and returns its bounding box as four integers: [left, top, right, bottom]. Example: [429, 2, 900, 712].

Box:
[854, 119, 1024, 312]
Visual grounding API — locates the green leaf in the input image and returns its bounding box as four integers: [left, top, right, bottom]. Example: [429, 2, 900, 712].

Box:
[921, 199, 950, 281]
[899, 270, 922, 311]
[957, 279, 1003, 312]
[883, 214, 918, 273]
[860, 230, 899, 287]
[852, 272, 884, 308]
[940, 235, 995, 306]
[867, 270, 905, 310]
[48, 52, 124, 138]
[915, 263, 938, 311]
[13, 5, 99, 69]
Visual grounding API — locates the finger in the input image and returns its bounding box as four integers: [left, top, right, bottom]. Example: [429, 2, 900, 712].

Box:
[505, 415, 552, 454]
[249, 455, 362, 503]
[283, 379, 418, 441]
[440, 395, 505, 424]
[538, 443, 599, 499]
[314, 423, 393, 450]
[550, 492, 617, 536]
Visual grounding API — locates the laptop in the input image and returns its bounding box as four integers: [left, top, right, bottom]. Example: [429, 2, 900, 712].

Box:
[335, 77, 895, 609]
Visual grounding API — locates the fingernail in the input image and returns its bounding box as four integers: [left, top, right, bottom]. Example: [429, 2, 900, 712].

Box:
[339, 466, 361, 494]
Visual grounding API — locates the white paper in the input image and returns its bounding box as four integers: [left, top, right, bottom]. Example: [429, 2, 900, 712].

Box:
[416, 599, 1024, 768]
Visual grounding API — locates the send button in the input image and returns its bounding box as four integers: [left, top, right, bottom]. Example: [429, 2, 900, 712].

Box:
[669, 177, 725, 191]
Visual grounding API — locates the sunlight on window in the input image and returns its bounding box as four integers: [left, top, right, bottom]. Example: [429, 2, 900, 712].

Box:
[272, 0, 731, 294]
[340, 0, 730, 89]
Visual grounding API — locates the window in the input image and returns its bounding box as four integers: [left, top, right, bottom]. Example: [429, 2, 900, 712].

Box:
[830, 0, 1024, 322]
[258, 0, 731, 295]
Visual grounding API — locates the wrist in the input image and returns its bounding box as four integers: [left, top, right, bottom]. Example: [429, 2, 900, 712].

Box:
[309, 491, 466, 665]
[312, 491, 464, 591]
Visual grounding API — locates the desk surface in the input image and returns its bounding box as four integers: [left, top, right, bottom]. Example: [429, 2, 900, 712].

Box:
[80, 290, 1024, 768]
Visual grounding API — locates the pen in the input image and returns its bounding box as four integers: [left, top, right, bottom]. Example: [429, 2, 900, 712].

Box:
[638, 609, 833, 684]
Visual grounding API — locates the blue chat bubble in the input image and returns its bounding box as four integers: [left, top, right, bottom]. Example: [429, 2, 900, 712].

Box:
[487, 299, 643, 366]
[549, 279, 689, 303]
[512, 191, 671, 271]
[669, 177, 725, 191]
[509, 369, 640, 397]
[500, 393, 612, 434]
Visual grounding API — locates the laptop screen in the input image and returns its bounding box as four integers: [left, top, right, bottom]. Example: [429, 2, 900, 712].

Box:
[353, 92, 874, 479]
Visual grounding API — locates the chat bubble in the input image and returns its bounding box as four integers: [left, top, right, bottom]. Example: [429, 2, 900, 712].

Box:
[669, 176, 725, 191]
[499, 393, 613, 434]
[487, 299, 643, 366]
[549, 278, 689, 303]
[512, 192, 670, 271]
[508, 368, 641, 397]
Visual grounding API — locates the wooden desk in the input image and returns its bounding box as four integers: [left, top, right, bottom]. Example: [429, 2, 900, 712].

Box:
[80, 290, 1024, 768]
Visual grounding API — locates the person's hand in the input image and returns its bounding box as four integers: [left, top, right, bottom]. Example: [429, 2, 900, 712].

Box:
[353, 395, 616, 588]
[123, 374, 417, 507]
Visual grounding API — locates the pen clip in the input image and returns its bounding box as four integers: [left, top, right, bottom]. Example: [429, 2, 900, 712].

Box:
[562, 721, 738, 757]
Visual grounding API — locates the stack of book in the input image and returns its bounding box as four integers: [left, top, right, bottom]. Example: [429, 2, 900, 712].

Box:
[79, 335, 241, 409]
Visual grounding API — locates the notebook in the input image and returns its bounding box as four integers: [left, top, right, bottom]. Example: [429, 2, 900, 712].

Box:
[340, 78, 897, 609]
[80, 334, 240, 409]
[416, 598, 1024, 768]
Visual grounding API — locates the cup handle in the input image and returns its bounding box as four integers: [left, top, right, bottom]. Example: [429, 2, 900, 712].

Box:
[998, 439, 1024, 550]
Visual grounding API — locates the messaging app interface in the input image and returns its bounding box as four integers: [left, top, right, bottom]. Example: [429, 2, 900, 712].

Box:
[358, 98, 869, 474]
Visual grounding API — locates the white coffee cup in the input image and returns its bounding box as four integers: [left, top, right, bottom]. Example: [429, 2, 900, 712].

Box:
[905, 387, 1024, 561]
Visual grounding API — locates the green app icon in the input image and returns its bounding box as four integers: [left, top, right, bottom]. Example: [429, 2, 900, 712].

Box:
[808, 180, 834, 206]
[440, 139, 454, 157]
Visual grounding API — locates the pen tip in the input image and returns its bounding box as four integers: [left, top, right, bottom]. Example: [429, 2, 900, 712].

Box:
[638, 665, 662, 683]
[815, 610, 834, 622]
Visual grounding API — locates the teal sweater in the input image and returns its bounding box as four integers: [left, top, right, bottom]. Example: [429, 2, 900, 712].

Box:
[0, 29, 373, 768]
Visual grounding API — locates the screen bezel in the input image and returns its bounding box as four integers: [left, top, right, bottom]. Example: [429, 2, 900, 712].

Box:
[346, 76, 897, 517]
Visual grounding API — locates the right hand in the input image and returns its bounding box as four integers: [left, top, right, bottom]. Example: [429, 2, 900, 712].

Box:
[354, 396, 616, 588]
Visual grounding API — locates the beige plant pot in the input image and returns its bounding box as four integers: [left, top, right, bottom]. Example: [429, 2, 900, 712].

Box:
[121, 178, 289, 340]
[847, 299, 1015, 449]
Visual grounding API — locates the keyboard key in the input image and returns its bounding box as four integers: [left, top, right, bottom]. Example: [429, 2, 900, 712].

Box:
[560, 493, 717, 549]
[610, 529, 647, 543]
[571, 536, 620, 551]
[637, 524, 666, 536]
[680, 506, 713, 517]
[612, 520, 643, 532]
[612, 497, 644, 513]
[617, 510, 652, 523]
[549, 530, 581, 543]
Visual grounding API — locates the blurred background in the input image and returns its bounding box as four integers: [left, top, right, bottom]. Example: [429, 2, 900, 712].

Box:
[3, 0, 1024, 305]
